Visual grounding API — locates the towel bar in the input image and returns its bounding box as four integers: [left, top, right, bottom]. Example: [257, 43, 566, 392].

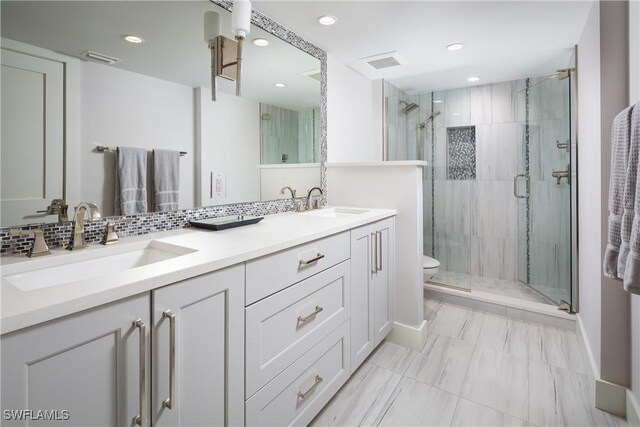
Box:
[95, 146, 187, 156]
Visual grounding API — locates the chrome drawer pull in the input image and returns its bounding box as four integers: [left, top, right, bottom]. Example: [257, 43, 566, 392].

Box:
[162, 310, 176, 410]
[299, 253, 325, 267]
[133, 319, 146, 427]
[297, 305, 323, 324]
[297, 375, 323, 400]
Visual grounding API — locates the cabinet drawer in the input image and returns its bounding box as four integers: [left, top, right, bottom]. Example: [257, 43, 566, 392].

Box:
[246, 231, 350, 305]
[246, 321, 350, 427]
[246, 261, 350, 398]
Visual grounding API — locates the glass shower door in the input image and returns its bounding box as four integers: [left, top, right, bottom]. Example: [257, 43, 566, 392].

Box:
[516, 75, 572, 307]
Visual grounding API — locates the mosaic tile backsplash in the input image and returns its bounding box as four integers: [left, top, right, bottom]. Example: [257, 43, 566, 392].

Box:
[447, 126, 476, 180]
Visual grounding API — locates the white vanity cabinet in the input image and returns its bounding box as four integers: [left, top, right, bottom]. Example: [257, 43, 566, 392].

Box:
[151, 265, 244, 427]
[350, 217, 396, 372]
[0, 266, 244, 427]
[1, 293, 151, 427]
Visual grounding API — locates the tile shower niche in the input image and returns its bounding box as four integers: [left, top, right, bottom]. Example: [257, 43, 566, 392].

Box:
[447, 126, 476, 180]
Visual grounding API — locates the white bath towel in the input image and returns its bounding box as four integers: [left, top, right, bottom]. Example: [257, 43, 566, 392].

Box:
[115, 147, 148, 215]
[603, 105, 634, 279]
[153, 149, 180, 212]
[623, 102, 640, 295]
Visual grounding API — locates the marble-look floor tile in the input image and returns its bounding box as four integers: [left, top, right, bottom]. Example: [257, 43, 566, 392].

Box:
[451, 398, 527, 426]
[428, 303, 484, 344]
[424, 297, 443, 322]
[405, 333, 475, 395]
[366, 341, 418, 375]
[460, 345, 528, 420]
[529, 362, 627, 427]
[476, 312, 528, 357]
[377, 377, 459, 426]
[527, 323, 590, 375]
[310, 363, 402, 426]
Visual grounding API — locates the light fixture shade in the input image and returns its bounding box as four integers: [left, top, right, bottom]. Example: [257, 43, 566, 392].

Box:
[231, 0, 252, 38]
[204, 11, 221, 43]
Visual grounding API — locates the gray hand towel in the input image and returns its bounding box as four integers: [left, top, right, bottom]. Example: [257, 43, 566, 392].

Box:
[115, 147, 148, 215]
[623, 102, 640, 294]
[605, 105, 635, 278]
[153, 149, 180, 212]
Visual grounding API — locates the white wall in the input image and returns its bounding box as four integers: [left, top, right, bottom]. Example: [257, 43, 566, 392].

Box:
[81, 62, 195, 215]
[326, 54, 378, 163]
[630, 0, 640, 410]
[577, 1, 602, 372]
[196, 88, 260, 206]
[259, 164, 321, 201]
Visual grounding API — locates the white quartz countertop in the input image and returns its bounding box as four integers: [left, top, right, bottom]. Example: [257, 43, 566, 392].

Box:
[1, 207, 395, 335]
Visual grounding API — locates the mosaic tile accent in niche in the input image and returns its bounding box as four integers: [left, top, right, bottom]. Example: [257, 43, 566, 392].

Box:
[447, 126, 476, 180]
[1, 1, 328, 257]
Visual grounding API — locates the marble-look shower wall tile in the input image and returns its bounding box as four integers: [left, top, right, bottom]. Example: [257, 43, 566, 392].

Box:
[528, 75, 569, 121]
[471, 181, 517, 239]
[434, 127, 447, 180]
[470, 236, 518, 281]
[491, 81, 524, 123]
[445, 88, 471, 127]
[528, 119, 569, 182]
[469, 84, 492, 125]
[476, 123, 517, 181]
[435, 231, 471, 274]
[434, 180, 472, 234]
[529, 241, 570, 291]
[424, 180, 434, 257]
[530, 180, 570, 244]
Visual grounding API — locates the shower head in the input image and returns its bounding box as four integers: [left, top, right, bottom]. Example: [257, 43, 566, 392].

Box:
[417, 111, 442, 129]
[399, 100, 419, 114]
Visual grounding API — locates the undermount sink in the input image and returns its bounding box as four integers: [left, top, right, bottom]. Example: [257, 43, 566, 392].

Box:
[3, 240, 196, 291]
[302, 207, 369, 218]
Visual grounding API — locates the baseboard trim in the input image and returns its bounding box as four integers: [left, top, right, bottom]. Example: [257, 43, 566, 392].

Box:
[628, 389, 640, 426]
[575, 313, 600, 379]
[386, 320, 428, 351]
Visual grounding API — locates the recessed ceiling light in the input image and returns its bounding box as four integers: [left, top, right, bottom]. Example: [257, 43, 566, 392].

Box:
[274, 83, 287, 88]
[253, 38, 269, 47]
[434, 100, 443, 104]
[123, 35, 145, 44]
[446, 43, 464, 51]
[467, 76, 480, 82]
[318, 15, 338, 26]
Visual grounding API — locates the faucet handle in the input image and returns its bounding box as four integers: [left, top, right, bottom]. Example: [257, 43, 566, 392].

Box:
[100, 217, 133, 245]
[10, 228, 51, 257]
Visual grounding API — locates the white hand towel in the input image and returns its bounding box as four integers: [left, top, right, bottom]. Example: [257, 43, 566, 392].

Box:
[153, 149, 180, 212]
[623, 102, 640, 294]
[115, 147, 148, 215]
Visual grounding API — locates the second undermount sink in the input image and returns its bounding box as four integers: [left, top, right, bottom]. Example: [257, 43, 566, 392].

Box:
[302, 207, 370, 218]
[3, 240, 197, 292]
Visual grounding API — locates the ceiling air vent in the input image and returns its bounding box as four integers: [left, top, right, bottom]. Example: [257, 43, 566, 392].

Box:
[360, 51, 405, 70]
[82, 51, 121, 65]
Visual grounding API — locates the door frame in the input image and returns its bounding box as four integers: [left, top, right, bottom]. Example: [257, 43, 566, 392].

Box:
[1, 37, 81, 215]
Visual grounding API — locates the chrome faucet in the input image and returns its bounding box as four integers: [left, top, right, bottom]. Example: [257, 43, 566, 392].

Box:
[281, 186, 306, 212]
[306, 187, 323, 210]
[10, 228, 51, 257]
[281, 186, 296, 199]
[67, 202, 102, 250]
[37, 198, 69, 223]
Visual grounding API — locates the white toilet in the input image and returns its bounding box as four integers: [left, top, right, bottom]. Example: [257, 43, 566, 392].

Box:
[423, 255, 440, 282]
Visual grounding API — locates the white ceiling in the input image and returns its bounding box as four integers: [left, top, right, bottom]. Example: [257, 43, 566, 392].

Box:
[1, 1, 321, 110]
[253, 0, 593, 93]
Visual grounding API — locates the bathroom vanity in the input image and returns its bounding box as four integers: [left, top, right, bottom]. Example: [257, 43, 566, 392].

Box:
[1, 208, 395, 426]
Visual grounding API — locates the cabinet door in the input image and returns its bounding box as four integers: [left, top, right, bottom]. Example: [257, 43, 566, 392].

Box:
[1, 294, 150, 427]
[152, 265, 244, 427]
[350, 224, 375, 373]
[373, 218, 395, 346]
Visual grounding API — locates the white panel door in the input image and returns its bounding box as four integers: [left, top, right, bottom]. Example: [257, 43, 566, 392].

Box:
[1, 294, 151, 427]
[1, 48, 64, 226]
[349, 224, 375, 373]
[152, 265, 244, 427]
[373, 218, 395, 345]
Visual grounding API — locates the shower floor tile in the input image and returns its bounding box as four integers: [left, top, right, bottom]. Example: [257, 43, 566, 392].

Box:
[431, 269, 560, 306]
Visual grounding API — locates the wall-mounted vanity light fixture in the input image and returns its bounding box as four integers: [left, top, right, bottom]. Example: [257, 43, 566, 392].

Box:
[204, 0, 252, 101]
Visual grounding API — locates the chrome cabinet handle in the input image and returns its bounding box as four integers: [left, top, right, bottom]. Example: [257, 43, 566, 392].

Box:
[162, 310, 176, 410]
[297, 305, 323, 324]
[371, 232, 377, 274]
[376, 231, 383, 272]
[297, 375, 323, 401]
[133, 319, 146, 427]
[299, 253, 325, 267]
[513, 174, 530, 199]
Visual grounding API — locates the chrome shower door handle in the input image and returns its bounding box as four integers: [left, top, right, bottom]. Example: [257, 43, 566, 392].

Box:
[513, 174, 530, 199]
[133, 319, 146, 427]
[162, 310, 176, 410]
